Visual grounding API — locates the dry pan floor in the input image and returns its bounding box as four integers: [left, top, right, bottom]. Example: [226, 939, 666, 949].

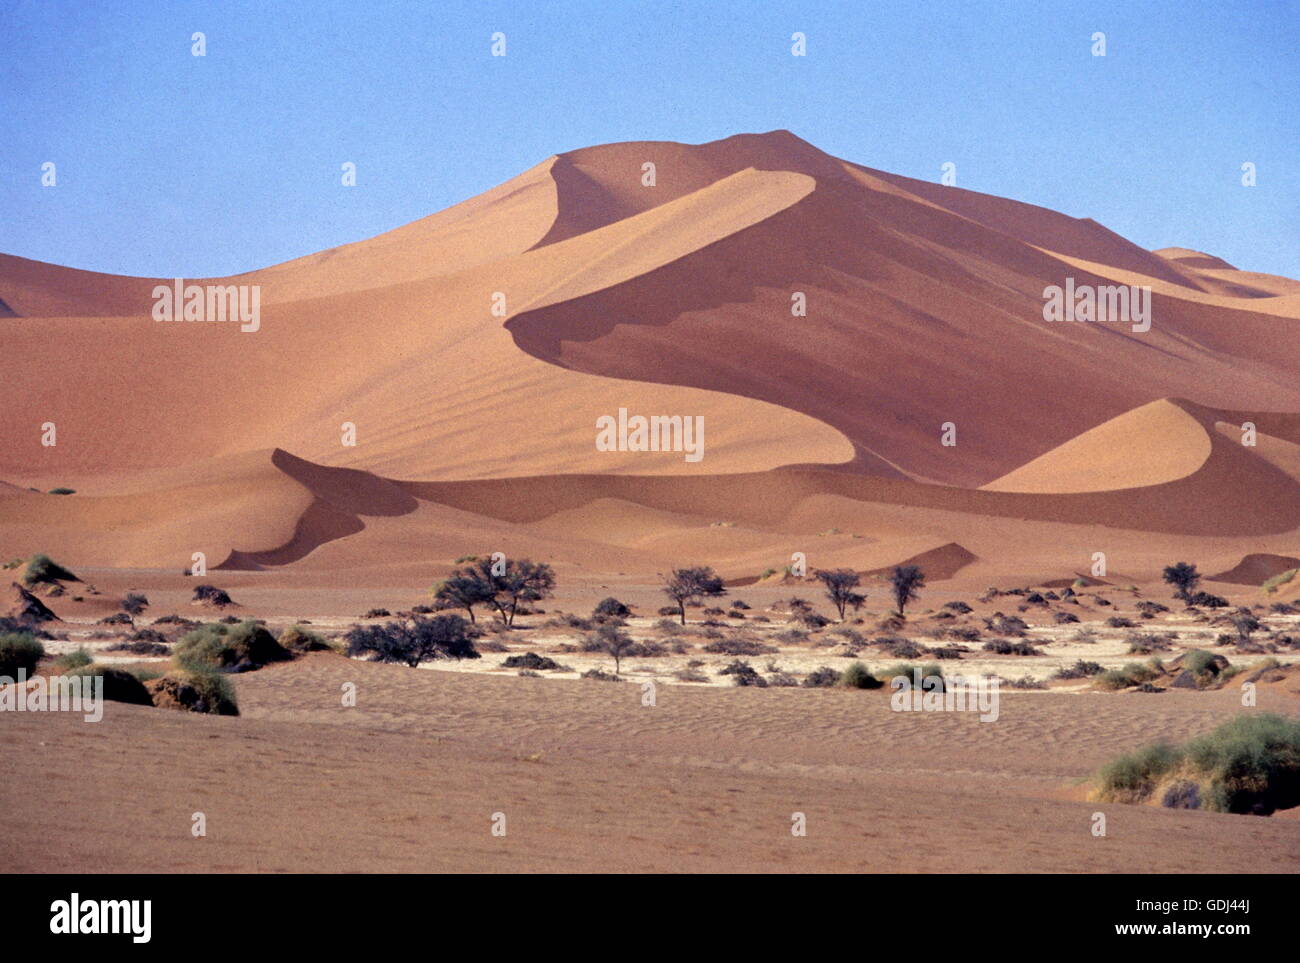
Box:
[2, 653, 1298, 873]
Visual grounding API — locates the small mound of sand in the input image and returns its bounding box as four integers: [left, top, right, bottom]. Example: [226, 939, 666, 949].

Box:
[3, 582, 59, 623]
[1208, 553, 1300, 586]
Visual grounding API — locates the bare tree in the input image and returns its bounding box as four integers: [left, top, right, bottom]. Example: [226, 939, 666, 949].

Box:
[814, 569, 865, 621]
[890, 565, 925, 616]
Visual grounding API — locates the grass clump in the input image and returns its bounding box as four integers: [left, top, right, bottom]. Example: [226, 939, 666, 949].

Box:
[1096, 661, 1161, 690]
[53, 647, 93, 671]
[839, 661, 883, 689]
[1093, 713, 1300, 814]
[0, 631, 45, 676]
[22, 553, 78, 585]
[1263, 568, 1298, 594]
[174, 620, 292, 673]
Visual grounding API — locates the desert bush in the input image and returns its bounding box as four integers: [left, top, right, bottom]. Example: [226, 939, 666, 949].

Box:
[1096, 661, 1161, 690]
[0, 632, 44, 676]
[191, 584, 234, 607]
[1105, 616, 1135, 629]
[1005, 675, 1047, 690]
[839, 661, 882, 689]
[1127, 633, 1173, 654]
[773, 628, 808, 646]
[278, 624, 331, 653]
[107, 634, 171, 657]
[983, 638, 1041, 656]
[121, 592, 149, 616]
[147, 668, 238, 715]
[984, 613, 1028, 636]
[1183, 649, 1225, 685]
[703, 636, 777, 656]
[718, 659, 767, 687]
[1187, 591, 1228, 609]
[53, 647, 93, 671]
[176, 621, 293, 672]
[345, 615, 479, 667]
[730, 599, 751, 610]
[502, 652, 562, 671]
[153, 614, 197, 627]
[767, 672, 800, 687]
[884, 639, 923, 659]
[1094, 714, 1300, 814]
[928, 645, 965, 660]
[802, 666, 841, 688]
[64, 665, 153, 706]
[1053, 660, 1105, 680]
[943, 601, 973, 614]
[1053, 610, 1080, 624]
[23, 554, 78, 585]
[593, 597, 631, 620]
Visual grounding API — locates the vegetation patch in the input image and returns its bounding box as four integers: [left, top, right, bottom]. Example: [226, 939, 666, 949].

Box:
[1093, 713, 1300, 815]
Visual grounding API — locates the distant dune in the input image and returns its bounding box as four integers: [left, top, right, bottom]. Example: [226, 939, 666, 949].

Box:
[2, 131, 1297, 582]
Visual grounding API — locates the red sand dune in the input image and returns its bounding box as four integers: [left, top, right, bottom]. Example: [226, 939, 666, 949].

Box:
[1, 131, 1298, 583]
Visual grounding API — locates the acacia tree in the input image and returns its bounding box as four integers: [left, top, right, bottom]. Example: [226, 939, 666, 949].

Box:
[890, 565, 926, 617]
[493, 558, 556, 626]
[434, 556, 556, 625]
[661, 566, 727, 625]
[594, 623, 636, 675]
[814, 569, 865, 621]
[345, 614, 480, 667]
[433, 568, 494, 623]
[1162, 562, 1201, 603]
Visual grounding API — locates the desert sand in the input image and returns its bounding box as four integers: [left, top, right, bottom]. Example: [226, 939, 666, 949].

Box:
[2, 131, 1298, 873]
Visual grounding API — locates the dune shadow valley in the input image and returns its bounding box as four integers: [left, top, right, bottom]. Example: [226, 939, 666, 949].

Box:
[3, 131, 1300, 875]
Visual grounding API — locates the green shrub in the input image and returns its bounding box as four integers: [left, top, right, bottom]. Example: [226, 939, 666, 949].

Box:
[0, 632, 44, 677]
[1184, 649, 1224, 683]
[593, 597, 631, 619]
[151, 668, 239, 715]
[879, 662, 944, 689]
[1095, 714, 1300, 814]
[64, 665, 153, 706]
[22, 553, 78, 585]
[278, 624, 331, 653]
[839, 661, 882, 689]
[53, 647, 93, 671]
[1096, 743, 1181, 800]
[174, 621, 292, 672]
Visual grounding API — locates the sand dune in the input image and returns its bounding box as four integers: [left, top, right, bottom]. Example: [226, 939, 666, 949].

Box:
[1, 130, 1298, 584]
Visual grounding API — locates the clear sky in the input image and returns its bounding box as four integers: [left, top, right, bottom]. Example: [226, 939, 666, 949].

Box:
[2, 0, 1296, 278]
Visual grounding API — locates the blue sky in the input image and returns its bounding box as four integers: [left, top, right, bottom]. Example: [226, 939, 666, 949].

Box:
[2, 0, 1296, 278]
